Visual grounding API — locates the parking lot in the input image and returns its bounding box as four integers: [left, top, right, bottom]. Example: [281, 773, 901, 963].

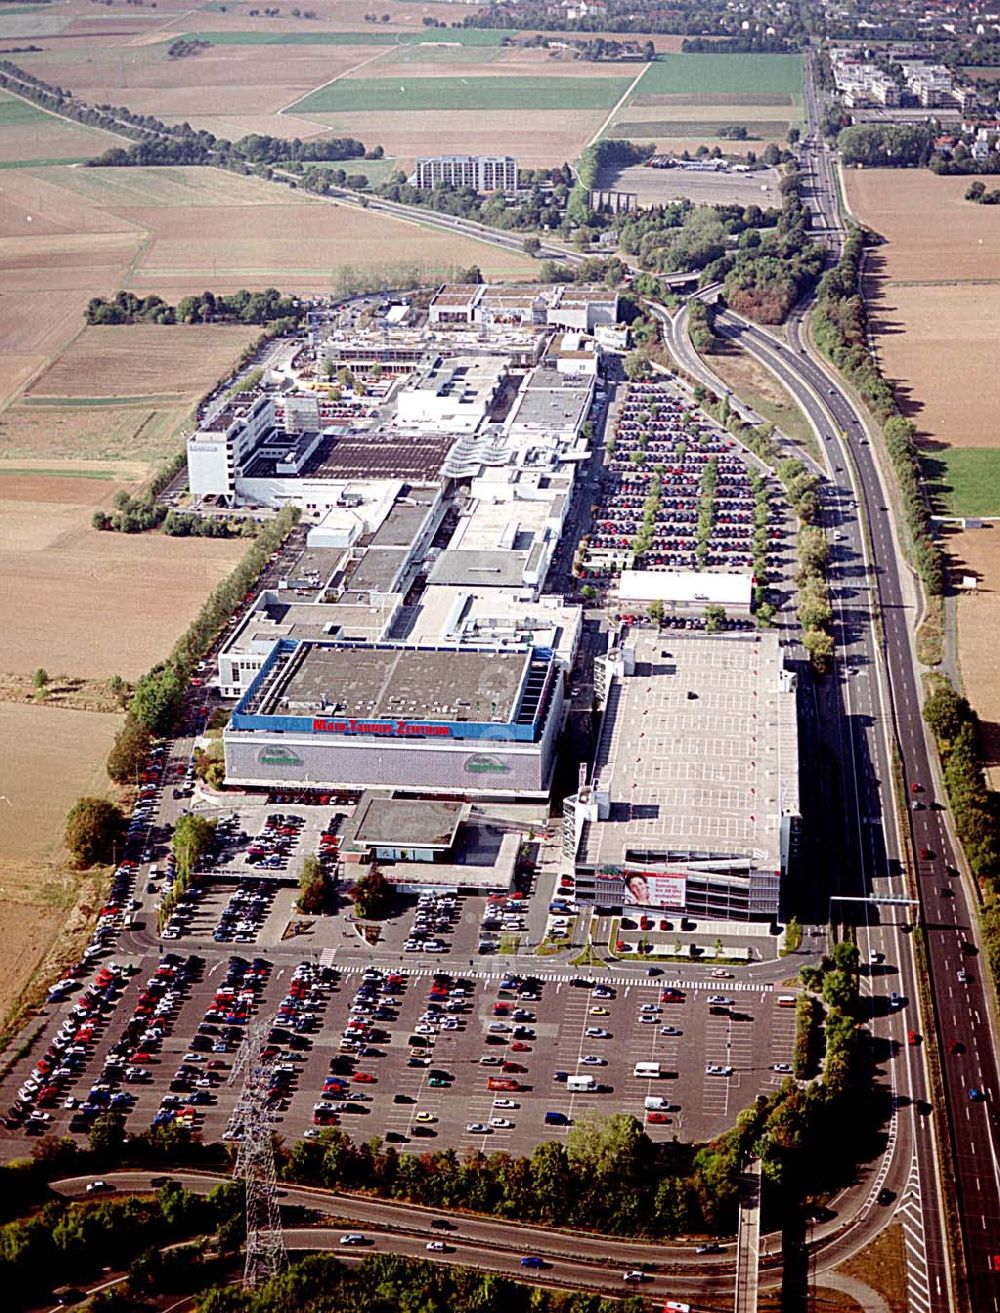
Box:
[4, 952, 799, 1156]
[581, 380, 780, 579]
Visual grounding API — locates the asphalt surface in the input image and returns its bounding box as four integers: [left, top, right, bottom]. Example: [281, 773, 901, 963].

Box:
[657, 96, 1000, 1302]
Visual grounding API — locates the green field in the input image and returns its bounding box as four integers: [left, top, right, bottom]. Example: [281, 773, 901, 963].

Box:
[185, 27, 518, 46]
[608, 119, 789, 140]
[0, 94, 49, 127]
[924, 448, 1000, 518]
[632, 91, 795, 107]
[633, 53, 803, 100]
[289, 75, 632, 115]
[0, 466, 116, 480]
[0, 156, 89, 169]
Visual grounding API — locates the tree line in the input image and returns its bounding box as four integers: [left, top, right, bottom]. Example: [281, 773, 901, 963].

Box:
[922, 679, 1000, 1001]
[279, 997, 874, 1240]
[85, 287, 302, 327]
[195, 1252, 647, 1313]
[811, 228, 945, 596]
[837, 122, 935, 169]
[0, 59, 378, 174]
[456, 2, 805, 40]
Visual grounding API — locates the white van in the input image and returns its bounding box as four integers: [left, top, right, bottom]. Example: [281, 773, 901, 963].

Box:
[633, 1062, 662, 1078]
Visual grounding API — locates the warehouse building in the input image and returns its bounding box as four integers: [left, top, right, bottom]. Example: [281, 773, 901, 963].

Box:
[224, 639, 565, 799]
[562, 630, 799, 922]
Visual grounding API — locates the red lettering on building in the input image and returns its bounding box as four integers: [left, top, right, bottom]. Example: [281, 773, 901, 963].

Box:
[311, 717, 451, 738]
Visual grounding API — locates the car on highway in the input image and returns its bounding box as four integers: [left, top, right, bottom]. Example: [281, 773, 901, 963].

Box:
[426, 1241, 451, 1252]
[520, 1256, 545, 1268]
[968, 1088, 987, 1101]
[696, 1243, 722, 1255]
[85, 1180, 111, 1194]
[709, 969, 733, 979]
[908, 1031, 921, 1046]
[949, 1040, 965, 1055]
[622, 1271, 648, 1283]
[958, 969, 970, 984]
[339, 1234, 368, 1246]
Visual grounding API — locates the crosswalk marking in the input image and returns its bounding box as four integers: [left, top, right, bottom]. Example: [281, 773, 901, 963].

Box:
[329, 963, 776, 993]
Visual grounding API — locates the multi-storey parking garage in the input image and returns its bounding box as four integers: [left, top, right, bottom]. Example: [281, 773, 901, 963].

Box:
[563, 630, 800, 922]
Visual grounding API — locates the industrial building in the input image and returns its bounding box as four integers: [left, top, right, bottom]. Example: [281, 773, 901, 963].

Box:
[223, 639, 565, 799]
[562, 631, 799, 922]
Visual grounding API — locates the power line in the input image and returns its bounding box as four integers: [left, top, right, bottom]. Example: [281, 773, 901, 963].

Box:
[228, 1017, 287, 1287]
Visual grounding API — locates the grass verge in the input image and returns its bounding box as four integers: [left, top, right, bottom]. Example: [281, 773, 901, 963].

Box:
[915, 593, 945, 668]
[697, 338, 821, 462]
[836, 1222, 908, 1312]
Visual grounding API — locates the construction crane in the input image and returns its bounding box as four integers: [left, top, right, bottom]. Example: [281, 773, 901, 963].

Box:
[228, 1018, 287, 1287]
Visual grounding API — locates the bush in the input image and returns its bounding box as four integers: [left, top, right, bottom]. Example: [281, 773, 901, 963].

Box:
[64, 797, 125, 867]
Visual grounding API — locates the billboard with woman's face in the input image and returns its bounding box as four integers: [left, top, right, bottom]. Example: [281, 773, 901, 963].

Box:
[595, 868, 687, 908]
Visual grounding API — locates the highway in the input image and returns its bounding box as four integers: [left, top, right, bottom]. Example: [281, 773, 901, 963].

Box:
[658, 77, 1000, 1305]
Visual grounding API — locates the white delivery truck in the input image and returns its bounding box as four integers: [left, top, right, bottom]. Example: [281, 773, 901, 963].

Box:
[644, 1095, 670, 1110]
[567, 1074, 598, 1092]
[633, 1061, 662, 1078]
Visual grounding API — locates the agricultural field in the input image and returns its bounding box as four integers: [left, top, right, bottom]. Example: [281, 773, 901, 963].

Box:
[0, 164, 533, 416]
[288, 74, 633, 114]
[0, 322, 259, 466]
[0, 701, 124, 1032]
[0, 90, 126, 168]
[0, 474, 247, 679]
[845, 167, 1000, 778]
[603, 52, 802, 154]
[948, 526, 1000, 787]
[0, 704, 122, 864]
[923, 449, 1000, 519]
[845, 169, 1000, 460]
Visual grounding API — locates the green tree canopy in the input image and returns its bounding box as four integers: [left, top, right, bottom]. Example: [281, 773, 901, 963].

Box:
[64, 797, 125, 868]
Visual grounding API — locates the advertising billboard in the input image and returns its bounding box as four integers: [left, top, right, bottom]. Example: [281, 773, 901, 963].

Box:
[595, 868, 687, 909]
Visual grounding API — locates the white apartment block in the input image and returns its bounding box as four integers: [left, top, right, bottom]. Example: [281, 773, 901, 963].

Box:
[407, 154, 518, 194]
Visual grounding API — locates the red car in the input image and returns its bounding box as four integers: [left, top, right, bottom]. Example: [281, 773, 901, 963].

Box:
[510, 1042, 531, 1052]
[907, 1031, 921, 1046]
[647, 1111, 671, 1124]
[948, 1039, 964, 1055]
[352, 1072, 376, 1084]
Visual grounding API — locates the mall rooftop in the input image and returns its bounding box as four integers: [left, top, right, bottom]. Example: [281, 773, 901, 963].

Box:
[253, 641, 535, 724]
